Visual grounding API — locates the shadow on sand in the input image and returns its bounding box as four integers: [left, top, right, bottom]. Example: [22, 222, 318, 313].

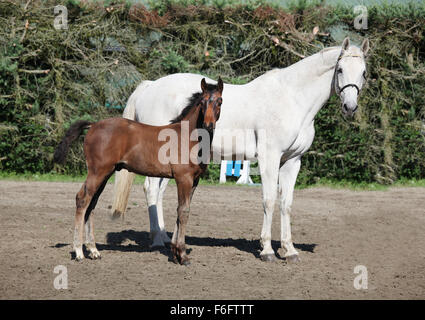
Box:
[53, 230, 316, 261]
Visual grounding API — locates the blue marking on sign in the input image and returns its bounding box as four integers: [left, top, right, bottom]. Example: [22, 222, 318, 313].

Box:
[226, 161, 233, 176]
[234, 160, 241, 177]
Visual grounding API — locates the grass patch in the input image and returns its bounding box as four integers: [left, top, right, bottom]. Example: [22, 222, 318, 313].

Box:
[0, 171, 239, 186]
[1, 172, 425, 190]
[296, 178, 425, 190]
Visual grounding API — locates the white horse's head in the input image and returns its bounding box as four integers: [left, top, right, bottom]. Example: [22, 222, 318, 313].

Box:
[334, 37, 369, 117]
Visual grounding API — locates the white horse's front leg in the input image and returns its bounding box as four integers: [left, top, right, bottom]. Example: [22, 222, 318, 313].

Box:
[279, 157, 301, 263]
[156, 177, 171, 243]
[258, 151, 280, 262]
[144, 177, 171, 247]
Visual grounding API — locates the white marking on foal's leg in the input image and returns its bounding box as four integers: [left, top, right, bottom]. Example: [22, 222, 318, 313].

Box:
[171, 221, 178, 246]
[73, 226, 84, 261]
[73, 204, 88, 261]
[85, 217, 101, 259]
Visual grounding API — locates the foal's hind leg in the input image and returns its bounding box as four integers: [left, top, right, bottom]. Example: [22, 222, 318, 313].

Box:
[74, 183, 91, 261]
[84, 175, 111, 259]
[74, 169, 112, 261]
[85, 215, 100, 259]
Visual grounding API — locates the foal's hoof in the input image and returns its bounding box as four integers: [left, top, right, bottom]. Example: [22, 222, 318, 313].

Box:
[89, 251, 101, 260]
[260, 254, 277, 262]
[181, 259, 191, 267]
[286, 254, 300, 263]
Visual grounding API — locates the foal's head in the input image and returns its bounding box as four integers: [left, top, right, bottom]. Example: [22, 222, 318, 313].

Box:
[199, 77, 223, 132]
[170, 78, 224, 130]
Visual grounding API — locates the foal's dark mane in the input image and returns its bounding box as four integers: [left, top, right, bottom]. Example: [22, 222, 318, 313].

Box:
[170, 83, 218, 124]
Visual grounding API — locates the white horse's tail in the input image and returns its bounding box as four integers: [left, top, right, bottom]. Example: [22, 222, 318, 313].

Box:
[111, 81, 151, 219]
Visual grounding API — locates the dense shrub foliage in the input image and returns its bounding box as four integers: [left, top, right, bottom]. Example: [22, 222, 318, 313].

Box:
[0, 0, 424, 184]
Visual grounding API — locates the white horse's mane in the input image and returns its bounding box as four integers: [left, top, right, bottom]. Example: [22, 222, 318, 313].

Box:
[259, 46, 340, 79]
[258, 45, 365, 82]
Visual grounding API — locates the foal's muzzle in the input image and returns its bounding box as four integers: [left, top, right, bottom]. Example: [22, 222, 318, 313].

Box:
[203, 122, 215, 132]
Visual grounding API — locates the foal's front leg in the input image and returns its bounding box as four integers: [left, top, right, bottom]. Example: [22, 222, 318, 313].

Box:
[171, 176, 194, 265]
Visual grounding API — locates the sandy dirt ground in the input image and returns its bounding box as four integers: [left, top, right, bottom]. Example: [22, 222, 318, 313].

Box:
[0, 180, 424, 299]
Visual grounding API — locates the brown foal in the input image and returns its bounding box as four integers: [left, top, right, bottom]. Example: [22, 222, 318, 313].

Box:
[54, 78, 224, 265]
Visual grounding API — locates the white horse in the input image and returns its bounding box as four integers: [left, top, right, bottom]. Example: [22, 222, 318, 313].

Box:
[112, 37, 369, 262]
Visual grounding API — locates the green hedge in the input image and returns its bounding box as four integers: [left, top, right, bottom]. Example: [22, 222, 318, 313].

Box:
[0, 0, 424, 185]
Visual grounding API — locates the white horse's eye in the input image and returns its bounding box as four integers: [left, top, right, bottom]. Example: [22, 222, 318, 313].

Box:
[337, 68, 343, 74]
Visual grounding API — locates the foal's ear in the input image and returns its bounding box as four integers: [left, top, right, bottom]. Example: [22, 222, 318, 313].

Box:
[361, 38, 370, 56]
[217, 77, 223, 94]
[342, 37, 350, 51]
[201, 78, 207, 93]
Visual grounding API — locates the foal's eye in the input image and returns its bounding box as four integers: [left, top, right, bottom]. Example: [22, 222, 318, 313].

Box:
[217, 98, 222, 105]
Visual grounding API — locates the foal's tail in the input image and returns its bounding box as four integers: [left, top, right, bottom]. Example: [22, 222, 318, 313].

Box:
[111, 80, 151, 220]
[53, 120, 92, 164]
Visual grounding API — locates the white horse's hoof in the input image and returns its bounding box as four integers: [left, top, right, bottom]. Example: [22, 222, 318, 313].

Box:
[260, 253, 277, 262]
[286, 254, 300, 263]
[75, 255, 84, 262]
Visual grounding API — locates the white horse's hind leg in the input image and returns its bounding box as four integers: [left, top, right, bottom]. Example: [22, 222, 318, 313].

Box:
[258, 151, 281, 262]
[278, 157, 301, 262]
[144, 177, 170, 247]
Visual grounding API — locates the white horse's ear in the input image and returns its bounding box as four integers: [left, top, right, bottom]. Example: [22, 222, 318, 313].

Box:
[361, 39, 370, 56]
[342, 37, 350, 51]
[201, 78, 207, 93]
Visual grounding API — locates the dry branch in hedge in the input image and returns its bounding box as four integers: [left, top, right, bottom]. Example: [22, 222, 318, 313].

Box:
[0, 0, 424, 184]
